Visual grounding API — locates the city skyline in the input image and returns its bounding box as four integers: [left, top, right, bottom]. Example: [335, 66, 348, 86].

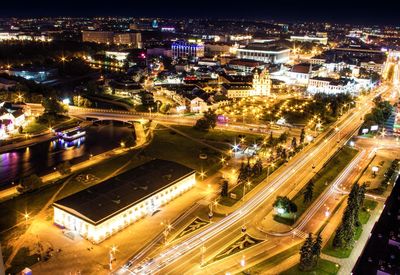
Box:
[0, 0, 399, 25]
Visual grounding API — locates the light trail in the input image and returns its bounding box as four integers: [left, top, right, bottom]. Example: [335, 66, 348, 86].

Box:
[118, 87, 382, 274]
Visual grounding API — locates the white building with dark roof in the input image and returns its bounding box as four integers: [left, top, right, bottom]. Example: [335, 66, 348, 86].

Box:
[53, 159, 196, 243]
[236, 43, 290, 64]
[307, 77, 356, 95]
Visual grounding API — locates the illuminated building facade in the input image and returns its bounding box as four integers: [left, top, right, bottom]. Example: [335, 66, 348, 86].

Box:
[236, 44, 290, 64]
[172, 40, 205, 60]
[252, 68, 271, 96]
[82, 31, 114, 44]
[307, 77, 356, 95]
[53, 160, 196, 243]
[113, 33, 142, 48]
[290, 33, 328, 45]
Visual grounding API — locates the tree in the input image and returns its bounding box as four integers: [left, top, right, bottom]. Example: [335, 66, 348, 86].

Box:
[300, 128, 306, 144]
[194, 118, 210, 132]
[299, 233, 314, 271]
[291, 137, 297, 150]
[281, 148, 287, 161]
[278, 131, 288, 144]
[17, 174, 42, 193]
[237, 162, 247, 184]
[73, 96, 92, 107]
[203, 110, 217, 129]
[311, 233, 322, 267]
[303, 180, 314, 204]
[252, 158, 263, 176]
[273, 196, 297, 214]
[221, 180, 229, 197]
[42, 97, 67, 115]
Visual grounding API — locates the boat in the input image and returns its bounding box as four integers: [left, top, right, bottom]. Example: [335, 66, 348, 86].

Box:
[56, 127, 86, 141]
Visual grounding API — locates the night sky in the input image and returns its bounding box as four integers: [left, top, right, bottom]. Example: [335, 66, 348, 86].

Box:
[0, 0, 399, 25]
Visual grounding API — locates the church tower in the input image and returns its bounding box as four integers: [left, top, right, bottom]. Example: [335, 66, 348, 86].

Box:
[252, 68, 271, 96]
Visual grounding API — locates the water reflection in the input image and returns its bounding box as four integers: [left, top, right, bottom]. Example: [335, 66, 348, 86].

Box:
[0, 122, 134, 189]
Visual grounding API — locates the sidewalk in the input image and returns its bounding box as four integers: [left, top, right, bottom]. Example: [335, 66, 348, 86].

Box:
[0, 132, 53, 154]
[320, 201, 384, 274]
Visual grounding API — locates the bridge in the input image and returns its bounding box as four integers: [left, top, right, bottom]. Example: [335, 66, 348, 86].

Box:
[27, 103, 200, 125]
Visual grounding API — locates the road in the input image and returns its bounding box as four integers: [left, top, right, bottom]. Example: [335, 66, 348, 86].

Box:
[116, 83, 391, 274]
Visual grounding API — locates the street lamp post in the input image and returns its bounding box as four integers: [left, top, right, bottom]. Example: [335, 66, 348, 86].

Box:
[109, 245, 117, 271]
[24, 212, 29, 228]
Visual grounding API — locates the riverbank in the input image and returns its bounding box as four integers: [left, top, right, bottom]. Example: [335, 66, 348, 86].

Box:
[0, 120, 151, 202]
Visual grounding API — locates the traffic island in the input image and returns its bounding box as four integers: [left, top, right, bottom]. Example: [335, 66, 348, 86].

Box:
[206, 234, 263, 265]
[273, 146, 358, 226]
[172, 217, 210, 241]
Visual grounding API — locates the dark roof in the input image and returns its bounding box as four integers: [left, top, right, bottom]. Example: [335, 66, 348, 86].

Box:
[11, 109, 24, 118]
[291, 63, 311, 74]
[229, 59, 265, 67]
[53, 159, 195, 225]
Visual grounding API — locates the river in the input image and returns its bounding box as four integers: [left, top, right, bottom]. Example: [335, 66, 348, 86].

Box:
[0, 121, 134, 189]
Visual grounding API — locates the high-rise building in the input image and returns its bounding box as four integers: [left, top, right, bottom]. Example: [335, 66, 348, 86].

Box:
[252, 68, 271, 96]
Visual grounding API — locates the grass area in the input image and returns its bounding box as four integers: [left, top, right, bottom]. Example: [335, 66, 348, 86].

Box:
[322, 199, 378, 258]
[6, 246, 40, 274]
[140, 125, 222, 175]
[24, 117, 80, 134]
[238, 243, 302, 274]
[172, 125, 263, 151]
[274, 146, 358, 225]
[23, 120, 49, 134]
[91, 93, 135, 108]
[280, 259, 340, 275]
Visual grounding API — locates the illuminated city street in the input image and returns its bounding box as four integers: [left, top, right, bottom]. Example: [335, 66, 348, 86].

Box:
[1, 7, 400, 275]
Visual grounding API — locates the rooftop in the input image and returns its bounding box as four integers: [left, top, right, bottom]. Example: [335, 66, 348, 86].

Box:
[53, 159, 195, 225]
[239, 43, 289, 52]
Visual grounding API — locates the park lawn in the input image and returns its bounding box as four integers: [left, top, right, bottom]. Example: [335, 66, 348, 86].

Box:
[141, 125, 222, 175]
[280, 259, 340, 275]
[274, 146, 358, 225]
[23, 120, 49, 134]
[24, 117, 80, 134]
[171, 125, 263, 150]
[322, 199, 377, 258]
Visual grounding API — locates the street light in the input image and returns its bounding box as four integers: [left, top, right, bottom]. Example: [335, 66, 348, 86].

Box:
[208, 200, 218, 220]
[240, 255, 246, 267]
[109, 245, 117, 271]
[23, 212, 29, 228]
